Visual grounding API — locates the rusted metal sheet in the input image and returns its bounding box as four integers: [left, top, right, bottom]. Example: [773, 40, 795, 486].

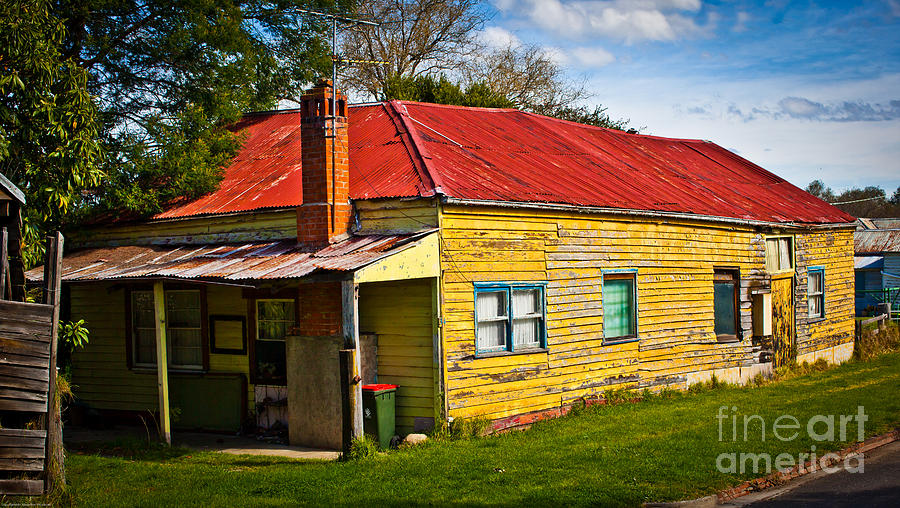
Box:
[24, 232, 435, 283]
[855, 230, 900, 253]
[155, 111, 305, 219]
[155, 100, 854, 225]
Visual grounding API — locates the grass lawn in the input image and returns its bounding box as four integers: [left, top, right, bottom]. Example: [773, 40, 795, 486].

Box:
[61, 353, 900, 507]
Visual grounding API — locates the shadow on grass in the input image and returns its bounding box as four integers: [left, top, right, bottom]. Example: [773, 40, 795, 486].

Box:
[67, 437, 193, 462]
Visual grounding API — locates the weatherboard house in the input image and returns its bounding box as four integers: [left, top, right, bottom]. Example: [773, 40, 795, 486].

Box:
[28, 81, 856, 448]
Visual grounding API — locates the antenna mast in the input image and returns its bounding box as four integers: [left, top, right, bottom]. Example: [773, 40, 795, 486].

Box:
[290, 8, 387, 234]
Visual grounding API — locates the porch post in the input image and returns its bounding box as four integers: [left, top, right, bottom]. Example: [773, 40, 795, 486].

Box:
[340, 280, 363, 451]
[152, 281, 171, 445]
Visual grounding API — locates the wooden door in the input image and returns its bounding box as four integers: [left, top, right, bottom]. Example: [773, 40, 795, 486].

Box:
[771, 274, 795, 366]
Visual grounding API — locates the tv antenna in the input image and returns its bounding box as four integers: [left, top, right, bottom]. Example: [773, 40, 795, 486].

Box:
[290, 8, 388, 233]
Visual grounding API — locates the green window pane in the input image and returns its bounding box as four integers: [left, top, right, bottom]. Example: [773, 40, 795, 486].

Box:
[604, 278, 635, 338]
[714, 281, 737, 336]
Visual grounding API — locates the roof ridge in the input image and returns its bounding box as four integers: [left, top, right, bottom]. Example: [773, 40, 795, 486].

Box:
[383, 100, 444, 196]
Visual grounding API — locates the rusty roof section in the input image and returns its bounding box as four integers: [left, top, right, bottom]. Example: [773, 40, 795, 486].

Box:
[855, 229, 900, 254]
[155, 100, 854, 225]
[25, 232, 435, 283]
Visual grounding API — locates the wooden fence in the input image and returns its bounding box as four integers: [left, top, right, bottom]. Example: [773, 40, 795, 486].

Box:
[0, 233, 63, 496]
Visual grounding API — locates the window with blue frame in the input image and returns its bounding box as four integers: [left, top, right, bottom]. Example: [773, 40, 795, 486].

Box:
[475, 284, 546, 354]
[603, 272, 637, 341]
[808, 268, 824, 319]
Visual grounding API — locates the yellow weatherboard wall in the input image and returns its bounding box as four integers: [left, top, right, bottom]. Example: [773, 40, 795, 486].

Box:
[439, 204, 855, 421]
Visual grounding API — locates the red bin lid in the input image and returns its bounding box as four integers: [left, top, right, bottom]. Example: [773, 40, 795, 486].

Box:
[362, 383, 398, 391]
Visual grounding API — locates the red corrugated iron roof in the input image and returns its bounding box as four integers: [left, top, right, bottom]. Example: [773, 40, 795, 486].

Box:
[24, 232, 435, 282]
[155, 100, 854, 225]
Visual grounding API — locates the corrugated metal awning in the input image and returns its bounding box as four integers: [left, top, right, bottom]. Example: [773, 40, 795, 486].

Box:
[25, 231, 437, 283]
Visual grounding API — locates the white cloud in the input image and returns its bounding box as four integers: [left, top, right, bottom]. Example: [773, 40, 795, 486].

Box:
[494, 0, 708, 43]
[586, 73, 900, 190]
[541, 45, 615, 68]
[479, 26, 522, 49]
[733, 11, 750, 32]
[570, 46, 616, 67]
[778, 97, 827, 118]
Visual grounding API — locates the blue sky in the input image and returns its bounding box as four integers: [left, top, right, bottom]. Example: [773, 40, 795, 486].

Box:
[482, 0, 900, 192]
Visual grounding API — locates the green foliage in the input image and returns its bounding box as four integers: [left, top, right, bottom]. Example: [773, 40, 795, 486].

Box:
[805, 180, 900, 217]
[55, 0, 337, 219]
[345, 434, 379, 460]
[382, 74, 514, 109]
[382, 73, 634, 131]
[602, 386, 633, 404]
[0, 0, 104, 267]
[431, 416, 492, 441]
[449, 416, 491, 439]
[60, 318, 90, 349]
[545, 104, 634, 131]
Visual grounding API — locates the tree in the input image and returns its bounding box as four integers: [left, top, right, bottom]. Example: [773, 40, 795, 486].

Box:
[805, 180, 835, 202]
[343, 0, 632, 130]
[0, 0, 103, 267]
[460, 43, 586, 114]
[382, 74, 513, 108]
[341, 0, 484, 99]
[55, 0, 338, 218]
[805, 181, 900, 218]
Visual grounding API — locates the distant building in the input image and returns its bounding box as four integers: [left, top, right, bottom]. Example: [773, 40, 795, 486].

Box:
[855, 218, 900, 315]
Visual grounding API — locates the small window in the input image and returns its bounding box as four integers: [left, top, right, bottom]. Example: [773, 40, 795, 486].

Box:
[475, 285, 545, 354]
[603, 273, 637, 341]
[765, 237, 793, 272]
[713, 270, 740, 342]
[130, 289, 203, 369]
[255, 299, 294, 384]
[808, 269, 824, 319]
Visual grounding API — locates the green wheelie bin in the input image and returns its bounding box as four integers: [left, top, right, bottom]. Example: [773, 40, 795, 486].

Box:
[361, 384, 398, 449]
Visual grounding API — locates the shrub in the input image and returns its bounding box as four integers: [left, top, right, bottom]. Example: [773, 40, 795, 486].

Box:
[345, 434, 379, 460]
[450, 417, 491, 440]
[854, 321, 900, 361]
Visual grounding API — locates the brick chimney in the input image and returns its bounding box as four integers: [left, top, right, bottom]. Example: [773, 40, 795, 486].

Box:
[298, 79, 352, 246]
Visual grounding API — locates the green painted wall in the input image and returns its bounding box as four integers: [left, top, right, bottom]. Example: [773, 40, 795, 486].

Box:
[358, 278, 435, 433]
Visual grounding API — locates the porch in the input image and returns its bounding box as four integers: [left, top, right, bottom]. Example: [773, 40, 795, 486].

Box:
[27, 230, 441, 451]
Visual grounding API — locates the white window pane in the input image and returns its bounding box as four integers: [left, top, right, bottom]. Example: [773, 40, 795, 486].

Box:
[512, 289, 540, 316]
[477, 291, 507, 319]
[808, 296, 822, 317]
[765, 239, 779, 271]
[477, 321, 506, 350]
[778, 238, 792, 269]
[809, 272, 822, 294]
[513, 318, 540, 348]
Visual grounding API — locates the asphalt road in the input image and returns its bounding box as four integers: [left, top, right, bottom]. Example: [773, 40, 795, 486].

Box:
[745, 440, 900, 507]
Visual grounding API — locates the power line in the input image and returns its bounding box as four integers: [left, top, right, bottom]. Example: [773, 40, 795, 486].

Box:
[831, 196, 884, 205]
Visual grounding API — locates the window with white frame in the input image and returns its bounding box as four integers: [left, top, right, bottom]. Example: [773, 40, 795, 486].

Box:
[130, 289, 203, 369]
[475, 285, 545, 354]
[765, 237, 794, 272]
[808, 268, 824, 319]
